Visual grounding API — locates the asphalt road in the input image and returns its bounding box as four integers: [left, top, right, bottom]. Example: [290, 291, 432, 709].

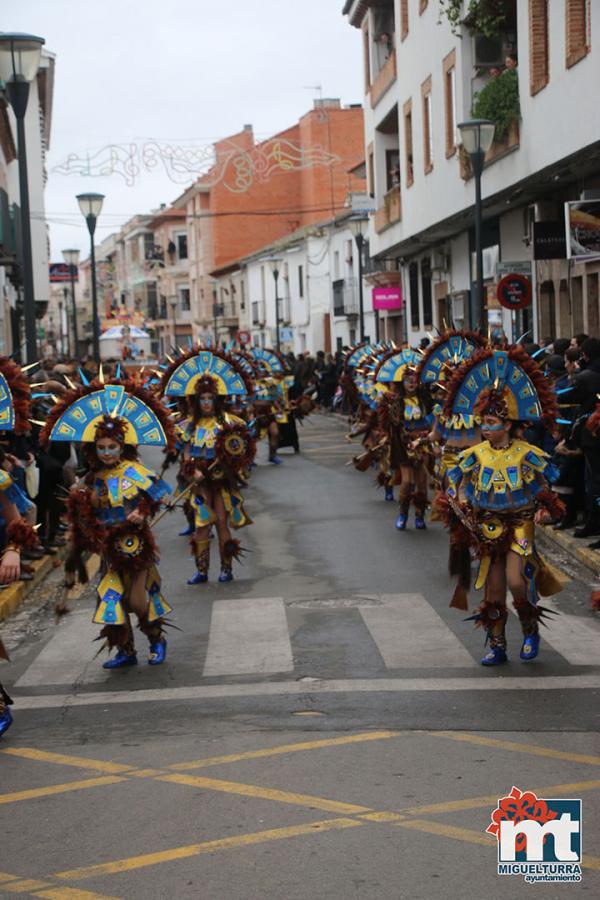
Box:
[1, 413, 599, 899]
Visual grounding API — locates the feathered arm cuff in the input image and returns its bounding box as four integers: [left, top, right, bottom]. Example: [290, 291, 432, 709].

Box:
[535, 488, 566, 520]
[5, 519, 38, 552]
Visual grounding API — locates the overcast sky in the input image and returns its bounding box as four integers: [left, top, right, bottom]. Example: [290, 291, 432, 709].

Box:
[7, 0, 363, 260]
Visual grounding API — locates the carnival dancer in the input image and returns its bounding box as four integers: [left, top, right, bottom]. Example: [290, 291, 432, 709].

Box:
[0, 357, 47, 735]
[374, 348, 433, 530]
[440, 344, 564, 665]
[347, 344, 394, 498]
[160, 348, 256, 584]
[417, 329, 487, 487]
[40, 372, 176, 669]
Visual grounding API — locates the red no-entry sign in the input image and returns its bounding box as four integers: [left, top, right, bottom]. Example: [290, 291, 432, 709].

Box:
[238, 330, 251, 345]
[496, 273, 532, 310]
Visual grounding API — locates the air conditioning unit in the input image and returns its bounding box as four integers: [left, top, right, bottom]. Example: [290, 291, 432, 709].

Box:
[431, 248, 450, 272]
[474, 33, 504, 68]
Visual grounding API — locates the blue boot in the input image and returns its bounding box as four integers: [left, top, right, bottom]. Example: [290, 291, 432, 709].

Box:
[187, 571, 208, 584]
[481, 646, 508, 666]
[269, 455, 283, 465]
[395, 513, 407, 530]
[148, 638, 167, 666]
[179, 524, 194, 536]
[0, 707, 13, 738]
[218, 567, 234, 583]
[415, 515, 427, 530]
[103, 650, 137, 669]
[384, 488, 394, 502]
[520, 632, 540, 661]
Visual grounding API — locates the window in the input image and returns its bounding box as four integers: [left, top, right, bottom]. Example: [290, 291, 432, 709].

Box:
[176, 232, 188, 259]
[260, 265, 266, 301]
[346, 240, 354, 265]
[298, 265, 304, 298]
[400, 0, 409, 41]
[421, 76, 433, 174]
[240, 279, 246, 309]
[367, 144, 375, 197]
[334, 250, 340, 280]
[403, 99, 414, 187]
[409, 261, 420, 329]
[566, 0, 590, 68]
[179, 286, 191, 311]
[421, 257, 433, 327]
[443, 49, 457, 157]
[529, 0, 550, 94]
[386, 149, 401, 191]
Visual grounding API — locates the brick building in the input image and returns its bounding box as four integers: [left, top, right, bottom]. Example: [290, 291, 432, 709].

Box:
[182, 99, 365, 339]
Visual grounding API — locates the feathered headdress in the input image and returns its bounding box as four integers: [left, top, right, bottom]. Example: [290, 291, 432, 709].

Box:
[374, 348, 420, 384]
[160, 347, 253, 397]
[0, 357, 32, 434]
[40, 376, 176, 449]
[443, 345, 558, 431]
[246, 347, 289, 377]
[416, 330, 488, 385]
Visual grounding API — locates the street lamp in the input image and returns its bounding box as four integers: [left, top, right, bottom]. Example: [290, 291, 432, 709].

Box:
[457, 119, 495, 328]
[0, 33, 45, 363]
[267, 257, 283, 353]
[347, 217, 367, 341]
[62, 248, 80, 358]
[76, 192, 104, 363]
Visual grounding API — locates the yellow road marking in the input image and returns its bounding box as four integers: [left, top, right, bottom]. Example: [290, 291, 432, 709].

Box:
[1, 747, 133, 774]
[170, 730, 400, 771]
[0, 776, 127, 805]
[430, 731, 600, 768]
[5, 880, 51, 892]
[397, 819, 493, 846]
[158, 773, 372, 815]
[0, 873, 20, 883]
[54, 818, 363, 881]
[358, 811, 405, 822]
[399, 779, 600, 816]
[34, 889, 124, 899]
[128, 769, 165, 778]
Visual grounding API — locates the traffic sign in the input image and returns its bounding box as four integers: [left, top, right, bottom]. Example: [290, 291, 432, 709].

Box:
[237, 330, 251, 345]
[496, 273, 532, 310]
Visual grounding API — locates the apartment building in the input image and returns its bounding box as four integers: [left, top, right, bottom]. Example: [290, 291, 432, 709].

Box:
[0, 48, 55, 354]
[344, 0, 600, 342]
[146, 202, 192, 355]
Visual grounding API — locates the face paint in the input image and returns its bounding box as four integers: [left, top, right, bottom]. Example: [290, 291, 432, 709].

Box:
[481, 423, 506, 433]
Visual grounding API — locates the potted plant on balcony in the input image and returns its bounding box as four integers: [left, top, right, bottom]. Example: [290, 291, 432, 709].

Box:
[472, 67, 520, 143]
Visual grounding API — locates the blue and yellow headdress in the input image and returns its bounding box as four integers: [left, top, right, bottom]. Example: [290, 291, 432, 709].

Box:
[0, 357, 32, 434]
[40, 375, 175, 448]
[161, 347, 252, 397]
[444, 345, 558, 430]
[374, 348, 420, 383]
[417, 330, 488, 385]
[246, 347, 288, 376]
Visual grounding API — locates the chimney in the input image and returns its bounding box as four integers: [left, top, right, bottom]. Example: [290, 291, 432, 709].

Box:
[314, 98, 341, 110]
[243, 124, 253, 132]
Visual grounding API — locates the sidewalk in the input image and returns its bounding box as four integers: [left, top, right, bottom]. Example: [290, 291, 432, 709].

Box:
[0, 552, 64, 622]
[540, 523, 600, 576]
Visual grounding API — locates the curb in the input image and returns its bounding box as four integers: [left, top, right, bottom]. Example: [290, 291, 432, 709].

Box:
[0, 552, 63, 623]
[539, 524, 600, 577]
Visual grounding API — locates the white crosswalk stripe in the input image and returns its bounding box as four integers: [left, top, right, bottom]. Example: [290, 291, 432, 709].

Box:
[509, 598, 600, 666]
[11, 594, 600, 690]
[203, 597, 293, 676]
[359, 594, 474, 668]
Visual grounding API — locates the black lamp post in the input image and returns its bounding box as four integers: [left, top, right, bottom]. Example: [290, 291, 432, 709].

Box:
[76, 192, 104, 363]
[348, 217, 367, 341]
[0, 33, 45, 363]
[457, 119, 496, 328]
[62, 248, 80, 358]
[268, 258, 283, 353]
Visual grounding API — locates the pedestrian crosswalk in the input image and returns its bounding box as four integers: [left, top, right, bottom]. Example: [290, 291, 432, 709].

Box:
[12, 593, 600, 690]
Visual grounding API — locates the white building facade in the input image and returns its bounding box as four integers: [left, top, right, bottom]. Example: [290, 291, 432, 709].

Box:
[344, 0, 600, 342]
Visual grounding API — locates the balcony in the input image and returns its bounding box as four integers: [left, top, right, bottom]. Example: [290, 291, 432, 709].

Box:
[333, 278, 359, 317]
[370, 49, 396, 108]
[459, 120, 520, 180]
[279, 295, 291, 325]
[251, 300, 265, 326]
[217, 299, 238, 327]
[374, 186, 402, 233]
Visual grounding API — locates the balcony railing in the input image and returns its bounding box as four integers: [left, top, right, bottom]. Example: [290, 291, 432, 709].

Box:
[333, 277, 359, 317]
[459, 120, 520, 180]
[370, 49, 396, 107]
[374, 185, 402, 233]
[217, 299, 238, 324]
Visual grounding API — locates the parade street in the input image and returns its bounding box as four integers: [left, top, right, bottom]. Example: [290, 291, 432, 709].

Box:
[1, 413, 599, 899]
